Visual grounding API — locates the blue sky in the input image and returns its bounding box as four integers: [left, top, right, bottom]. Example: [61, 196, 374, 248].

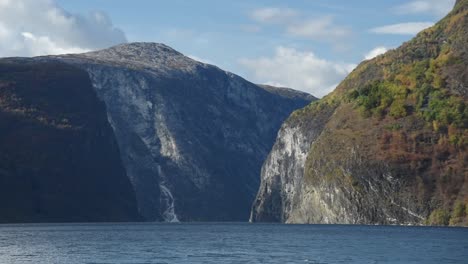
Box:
[0, 0, 457, 96]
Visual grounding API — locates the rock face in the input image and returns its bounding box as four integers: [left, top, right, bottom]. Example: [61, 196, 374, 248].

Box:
[251, 0, 468, 226]
[0, 59, 140, 223]
[47, 43, 314, 221]
[250, 106, 335, 223]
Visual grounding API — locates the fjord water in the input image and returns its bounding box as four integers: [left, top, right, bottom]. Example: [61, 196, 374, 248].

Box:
[0, 223, 467, 263]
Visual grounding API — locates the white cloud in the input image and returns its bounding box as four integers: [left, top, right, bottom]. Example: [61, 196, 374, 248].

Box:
[20, 32, 89, 55]
[188, 55, 214, 65]
[0, 0, 126, 57]
[239, 46, 356, 97]
[364, 46, 388, 60]
[287, 16, 351, 41]
[249, 8, 350, 42]
[394, 0, 456, 17]
[250, 7, 298, 24]
[370, 22, 434, 35]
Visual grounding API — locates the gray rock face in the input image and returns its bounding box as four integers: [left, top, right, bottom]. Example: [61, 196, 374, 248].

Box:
[250, 105, 335, 223]
[250, 103, 429, 225]
[52, 43, 314, 221]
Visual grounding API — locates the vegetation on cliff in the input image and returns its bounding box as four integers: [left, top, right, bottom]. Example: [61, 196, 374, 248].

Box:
[284, 0, 467, 225]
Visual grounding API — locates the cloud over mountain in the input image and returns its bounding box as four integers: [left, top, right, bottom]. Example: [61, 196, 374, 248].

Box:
[0, 0, 126, 57]
[239, 46, 356, 97]
[286, 16, 351, 41]
[394, 0, 456, 17]
[249, 7, 351, 42]
[370, 22, 434, 35]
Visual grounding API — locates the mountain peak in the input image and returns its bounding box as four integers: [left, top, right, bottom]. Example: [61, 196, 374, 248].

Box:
[95, 42, 183, 57]
[69, 42, 201, 73]
[81, 42, 185, 62]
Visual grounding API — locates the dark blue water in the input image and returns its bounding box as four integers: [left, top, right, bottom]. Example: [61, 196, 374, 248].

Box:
[0, 223, 467, 264]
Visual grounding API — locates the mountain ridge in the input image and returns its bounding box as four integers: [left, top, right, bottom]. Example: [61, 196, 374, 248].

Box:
[251, 0, 467, 226]
[0, 40, 315, 222]
[50, 42, 315, 221]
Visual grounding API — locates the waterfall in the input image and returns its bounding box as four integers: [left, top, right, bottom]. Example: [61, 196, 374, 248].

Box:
[157, 165, 179, 222]
[159, 183, 179, 222]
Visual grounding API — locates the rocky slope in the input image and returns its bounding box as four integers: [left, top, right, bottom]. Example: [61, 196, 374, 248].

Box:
[0, 59, 140, 223]
[251, 0, 467, 226]
[40, 43, 314, 221]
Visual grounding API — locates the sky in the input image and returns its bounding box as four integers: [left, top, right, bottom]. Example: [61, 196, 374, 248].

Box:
[0, 0, 457, 97]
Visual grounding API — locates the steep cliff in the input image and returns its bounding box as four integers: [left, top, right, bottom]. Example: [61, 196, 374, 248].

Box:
[251, 0, 467, 226]
[48, 43, 314, 221]
[0, 59, 140, 223]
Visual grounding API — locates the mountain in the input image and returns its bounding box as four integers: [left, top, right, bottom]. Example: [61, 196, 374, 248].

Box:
[0, 59, 140, 222]
[0, 44, 313, 223]
[251, 0, 467, 226]
[0, 43, 312, 222]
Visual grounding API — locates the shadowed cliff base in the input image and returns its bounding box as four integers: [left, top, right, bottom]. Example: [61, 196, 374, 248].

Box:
[0, 59, 140, 223]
